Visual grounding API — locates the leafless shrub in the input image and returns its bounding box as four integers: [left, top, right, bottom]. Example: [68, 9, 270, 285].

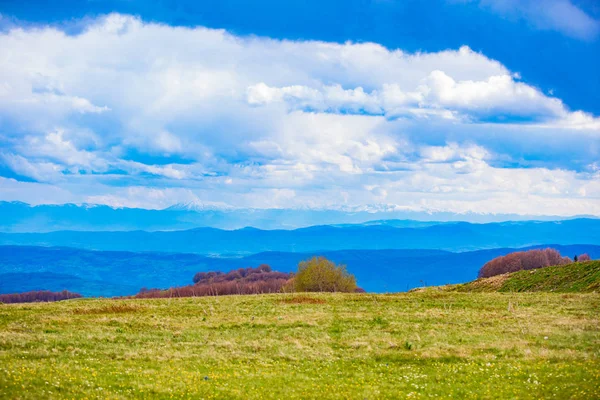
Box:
[479, 248, 572, 278]
[578, 253, 591, 262]
[136, 265, 291, 299]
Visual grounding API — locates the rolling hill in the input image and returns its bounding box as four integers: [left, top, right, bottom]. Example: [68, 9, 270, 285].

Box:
[446, 260, 600, 293]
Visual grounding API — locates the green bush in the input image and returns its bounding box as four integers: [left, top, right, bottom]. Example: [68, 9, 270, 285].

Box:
[289, 256, 357, 292]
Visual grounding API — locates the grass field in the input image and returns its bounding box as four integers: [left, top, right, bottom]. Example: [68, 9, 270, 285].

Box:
[1, 291, 599, 399]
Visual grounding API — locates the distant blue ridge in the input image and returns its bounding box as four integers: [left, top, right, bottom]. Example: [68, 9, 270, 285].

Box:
[1, 244, 598, 296]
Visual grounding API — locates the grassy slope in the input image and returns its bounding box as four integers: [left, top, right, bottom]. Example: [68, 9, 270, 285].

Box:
[1, 292, 599, 399]
[450, 261, 600, 293]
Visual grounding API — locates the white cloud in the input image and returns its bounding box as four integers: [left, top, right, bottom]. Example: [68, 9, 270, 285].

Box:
[422, 71, 565, 119]
[0, 14, 598, 216]
[248, 111, 397, 174]
[0, 154, 63, 182]
[85, 187, 197, 209]
[20, 130, 106, 170]
[551, 110, 600, 131]
[419, 143, 489, 163]
[118, 160, 188, 180]
[460, 0, 600, 40]
[246, 68, 596, 125]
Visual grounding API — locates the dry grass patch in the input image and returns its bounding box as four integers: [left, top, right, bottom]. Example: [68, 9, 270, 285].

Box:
[73, 303, 142, 314]
[463, 274, 510, 291]
[280, 296, 327, 304]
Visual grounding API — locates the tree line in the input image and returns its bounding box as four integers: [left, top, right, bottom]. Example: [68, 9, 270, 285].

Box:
[1, 257, 361, 303]
[136, 264, 292, 298]
[135, 256, 361, 299]
[0, 290, 82, 304]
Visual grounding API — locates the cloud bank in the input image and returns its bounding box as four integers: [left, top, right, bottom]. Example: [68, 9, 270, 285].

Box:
[0, 14, 599, 216]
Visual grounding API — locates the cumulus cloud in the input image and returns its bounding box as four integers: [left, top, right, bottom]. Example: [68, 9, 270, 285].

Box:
[246, 70, 575, 122]
[0, 154, 63, 182]
[0, 14, 598, 216]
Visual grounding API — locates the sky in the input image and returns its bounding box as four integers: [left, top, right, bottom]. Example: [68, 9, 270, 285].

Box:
[0, 0, 599, 216]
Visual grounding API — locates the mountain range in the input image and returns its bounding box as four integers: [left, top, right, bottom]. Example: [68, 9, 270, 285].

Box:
[1, 219, 599, 254]
[1, 201, 598, 297]
[1, 244, 599, 296]
[1, 201, 595, 232]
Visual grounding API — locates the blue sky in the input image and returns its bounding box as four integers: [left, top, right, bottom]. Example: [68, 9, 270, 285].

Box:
[0, 0, 599, 216]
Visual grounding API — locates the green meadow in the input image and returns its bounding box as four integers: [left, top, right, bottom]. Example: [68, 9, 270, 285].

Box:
[1, 291, 599, 399]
